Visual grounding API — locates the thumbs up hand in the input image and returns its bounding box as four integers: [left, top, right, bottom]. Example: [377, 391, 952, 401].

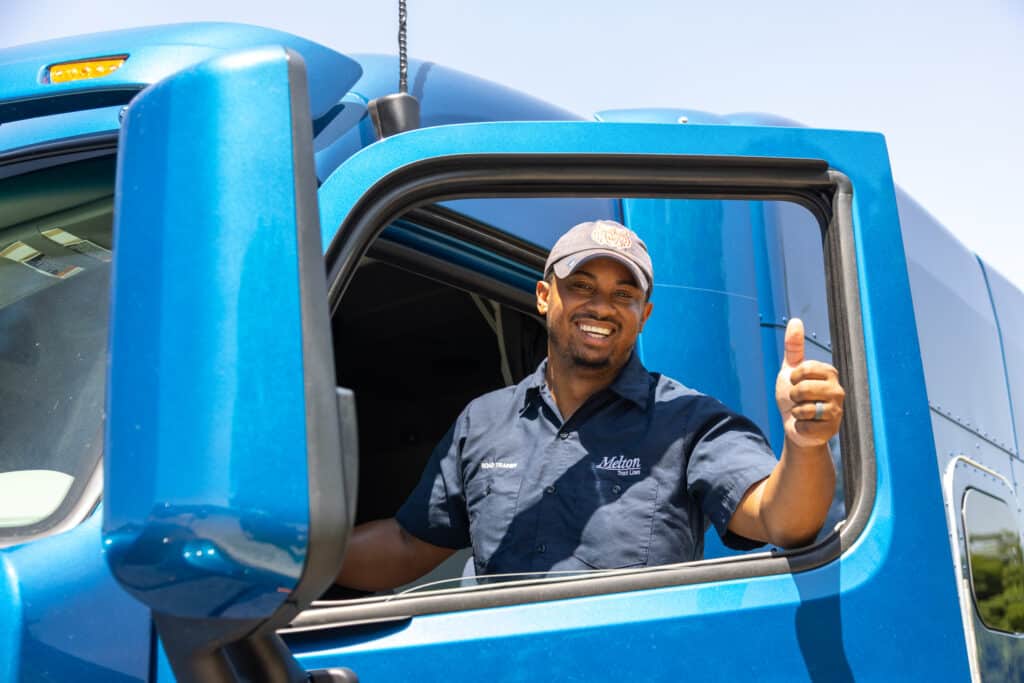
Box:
[775, 318, 845, 448]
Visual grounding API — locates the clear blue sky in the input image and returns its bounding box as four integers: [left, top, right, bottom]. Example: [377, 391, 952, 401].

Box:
[4, 0, 1022, 288]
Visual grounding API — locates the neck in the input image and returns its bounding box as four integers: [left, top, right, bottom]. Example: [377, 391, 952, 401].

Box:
[544, 347, 623, 421]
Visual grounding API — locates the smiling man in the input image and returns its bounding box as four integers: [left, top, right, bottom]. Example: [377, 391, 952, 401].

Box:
[335, 220, 844, 589]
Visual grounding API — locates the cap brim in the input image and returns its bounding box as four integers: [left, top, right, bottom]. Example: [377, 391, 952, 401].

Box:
[550, 249, 649, 293]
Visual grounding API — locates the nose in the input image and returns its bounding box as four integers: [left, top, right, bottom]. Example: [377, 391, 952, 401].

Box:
[584, 292, 616, 318]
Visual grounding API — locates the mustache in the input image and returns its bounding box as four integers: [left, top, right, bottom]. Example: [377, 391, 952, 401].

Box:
[570, 311, 616, 323]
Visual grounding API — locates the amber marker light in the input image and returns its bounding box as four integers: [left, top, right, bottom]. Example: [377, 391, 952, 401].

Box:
[47, 56, 127, 84]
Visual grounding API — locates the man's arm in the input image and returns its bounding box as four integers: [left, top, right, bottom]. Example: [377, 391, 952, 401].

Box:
[335, 518, 456, 592]
[728, 318, 843, 548]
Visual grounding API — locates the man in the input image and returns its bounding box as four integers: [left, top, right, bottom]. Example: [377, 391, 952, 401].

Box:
[336, 220, 844, 589]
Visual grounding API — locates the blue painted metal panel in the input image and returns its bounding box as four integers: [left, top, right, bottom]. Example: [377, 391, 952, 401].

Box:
[0, 23, 360, 121]
[623, 197, 769, 430]
[595, 107, 732, 125]
[751, 201, 789, 452]
[0, 554, 21, 682]
[0, 511, 150, 681]
[896, 189, 1017, 455]
[774, 201, 831, 349]
[104, 46, 314, 621]
[314, 55, 583, 187]
[595, 108, 807, 129]
[350, 55, 580, 126]
[310, 120, 970, 680]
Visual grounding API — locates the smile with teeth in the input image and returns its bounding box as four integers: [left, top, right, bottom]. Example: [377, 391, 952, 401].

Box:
[578, 322, 613, 338]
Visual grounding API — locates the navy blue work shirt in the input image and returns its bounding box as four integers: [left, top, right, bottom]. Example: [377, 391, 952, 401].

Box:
[396, 352, 778, 575]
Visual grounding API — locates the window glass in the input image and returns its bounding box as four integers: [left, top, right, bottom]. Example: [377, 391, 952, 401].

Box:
[0, 154, 114, 541]
[963, 488, 1024, 633]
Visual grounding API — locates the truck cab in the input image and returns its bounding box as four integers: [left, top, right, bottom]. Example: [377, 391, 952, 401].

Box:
[0, 22, 1021, 682]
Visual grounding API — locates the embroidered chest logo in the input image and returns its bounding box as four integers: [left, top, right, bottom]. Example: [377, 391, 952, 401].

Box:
[481, 461, 518, 470]
[596, 455, 641, 477]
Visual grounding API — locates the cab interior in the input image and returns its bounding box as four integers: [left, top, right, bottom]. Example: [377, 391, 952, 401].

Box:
[326, 226, 549, 596]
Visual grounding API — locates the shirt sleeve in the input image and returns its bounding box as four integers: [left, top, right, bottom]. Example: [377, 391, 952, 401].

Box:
[685, 398, 778, 550]
[395, 412, 472, 549]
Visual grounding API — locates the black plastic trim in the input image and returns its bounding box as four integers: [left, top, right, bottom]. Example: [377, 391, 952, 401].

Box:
[266, 47, 350, 629]
[0, 134, 118, 174]
[0, 88, 140, 124]
[297, 152, 874, 630]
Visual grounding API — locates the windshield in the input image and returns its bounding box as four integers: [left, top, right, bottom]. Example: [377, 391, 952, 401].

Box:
[0, 154, 114, 542]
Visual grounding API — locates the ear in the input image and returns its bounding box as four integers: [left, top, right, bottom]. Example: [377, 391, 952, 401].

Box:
[536, 279, 551, 315]
[638, 301, 654, 332]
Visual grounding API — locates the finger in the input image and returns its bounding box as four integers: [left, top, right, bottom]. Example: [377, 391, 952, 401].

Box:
[790, 380, 845, 404]
[791, 419, 839, 443]
[791, 401, 843, 422]
[783, 318, 805, 368]
[790, 360, 839, 384]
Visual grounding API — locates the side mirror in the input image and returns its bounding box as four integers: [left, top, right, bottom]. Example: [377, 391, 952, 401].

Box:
[104, 46, 356, 681]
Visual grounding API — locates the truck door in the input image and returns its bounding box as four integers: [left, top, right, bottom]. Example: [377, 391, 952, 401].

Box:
[272, 121, 971, 681]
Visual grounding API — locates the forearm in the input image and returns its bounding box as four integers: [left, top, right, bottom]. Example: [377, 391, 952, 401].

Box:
[757, 440, 836, 548]
[335, 518, 454, 591]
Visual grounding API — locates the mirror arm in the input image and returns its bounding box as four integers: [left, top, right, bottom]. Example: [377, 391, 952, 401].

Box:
[156, 612, 308, 683]
[224, 632, 309, 683]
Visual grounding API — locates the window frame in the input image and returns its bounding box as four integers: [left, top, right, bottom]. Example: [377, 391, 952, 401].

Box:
[289, 153, 876, 631]
[961, 486, 1024, 635]
[0, 137, 116, 547]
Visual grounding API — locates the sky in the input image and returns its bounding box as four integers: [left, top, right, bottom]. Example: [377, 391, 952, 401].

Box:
[2, 0, 1022, 288]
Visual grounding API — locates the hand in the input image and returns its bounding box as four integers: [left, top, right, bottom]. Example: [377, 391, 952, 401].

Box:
[775, 318, 845, 448]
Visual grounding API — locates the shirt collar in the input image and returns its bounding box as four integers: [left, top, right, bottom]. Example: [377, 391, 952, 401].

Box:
[519, 351, 651, 414]
[608, 351, 652, 409]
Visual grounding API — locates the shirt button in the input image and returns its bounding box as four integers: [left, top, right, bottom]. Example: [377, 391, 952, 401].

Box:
[558, 431, 570, 440]
[545, 485, 556, 494]
[611, 484, 622, 495]
[536, 544, 546, 554]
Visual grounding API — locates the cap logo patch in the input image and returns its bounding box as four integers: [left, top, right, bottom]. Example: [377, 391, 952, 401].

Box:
[591, 224, 633, 251]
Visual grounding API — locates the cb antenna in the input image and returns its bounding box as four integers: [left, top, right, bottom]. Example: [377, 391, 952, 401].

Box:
[368, 0, 421, 139]
[399, 0, 409, 94]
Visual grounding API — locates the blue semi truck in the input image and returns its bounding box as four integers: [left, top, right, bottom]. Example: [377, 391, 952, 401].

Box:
[0, 22, 1022, 682]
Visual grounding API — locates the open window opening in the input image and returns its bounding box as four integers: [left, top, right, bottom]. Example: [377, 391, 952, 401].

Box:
[294, 154, 874, 630]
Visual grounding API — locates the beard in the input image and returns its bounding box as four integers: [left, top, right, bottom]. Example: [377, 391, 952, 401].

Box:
[547, 320, 613, 369]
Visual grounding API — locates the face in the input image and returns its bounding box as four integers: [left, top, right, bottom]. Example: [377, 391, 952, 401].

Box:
[536, 257, 653, 373]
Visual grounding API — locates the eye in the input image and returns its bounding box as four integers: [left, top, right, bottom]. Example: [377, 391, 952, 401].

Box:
[614, 289, 636, 301]
[571, 280, 594, 293]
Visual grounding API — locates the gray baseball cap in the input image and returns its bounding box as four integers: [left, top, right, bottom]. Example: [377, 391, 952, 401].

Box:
[544, 220, 653, 294]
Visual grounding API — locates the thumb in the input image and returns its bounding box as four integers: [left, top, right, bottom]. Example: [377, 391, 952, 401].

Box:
[783, 318, 805, 368]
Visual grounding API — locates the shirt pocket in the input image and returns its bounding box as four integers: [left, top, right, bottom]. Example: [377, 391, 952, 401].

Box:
[573, 476, 659, 570]
[467, 473, 523, 570]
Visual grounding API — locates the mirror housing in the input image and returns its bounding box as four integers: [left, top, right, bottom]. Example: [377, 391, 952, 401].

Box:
[104, 46, 356, 681]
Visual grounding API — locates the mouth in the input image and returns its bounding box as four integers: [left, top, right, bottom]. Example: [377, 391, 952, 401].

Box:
[574, 319, 615, 340]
